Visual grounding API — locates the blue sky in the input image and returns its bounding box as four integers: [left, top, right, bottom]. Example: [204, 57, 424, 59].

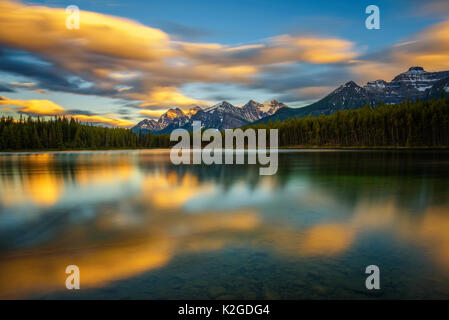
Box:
[30, 0, 439, 47]
[1, 0, 449, 126]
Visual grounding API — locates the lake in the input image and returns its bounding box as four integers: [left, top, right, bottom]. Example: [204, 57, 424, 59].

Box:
[1, 149, 449, 299]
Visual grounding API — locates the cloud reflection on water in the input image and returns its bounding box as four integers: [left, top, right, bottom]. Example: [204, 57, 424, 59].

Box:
[0, 150, 449, 298]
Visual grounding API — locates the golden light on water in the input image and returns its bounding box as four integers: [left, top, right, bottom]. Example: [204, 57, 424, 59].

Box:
[1, 151, 449, 299]
[0, 208, 261, 299]
[299, 225, 355, 257]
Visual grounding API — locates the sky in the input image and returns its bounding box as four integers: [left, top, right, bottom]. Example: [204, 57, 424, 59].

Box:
[1, 0, 449, 127]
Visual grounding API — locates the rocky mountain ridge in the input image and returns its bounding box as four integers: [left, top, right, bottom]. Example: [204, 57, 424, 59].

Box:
[133, 66, 449, 132]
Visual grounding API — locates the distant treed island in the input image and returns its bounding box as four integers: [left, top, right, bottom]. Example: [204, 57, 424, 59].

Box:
[0, 97, 448, 151]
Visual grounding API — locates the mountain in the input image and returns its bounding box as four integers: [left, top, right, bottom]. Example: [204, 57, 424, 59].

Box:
[158, 108, 189, 128]
[298, 81, 374, 115]
[365, 66, 449, 103]
[425, 76, 449, 99]
[242, 100, 267, 122]
[191, 101, 251, 131]
[256, 66, 449, 124]
[260, 99, 288, 115]
[132, 66, 449, 132]
[133, 106, 198, 134]
[134, 119, 160, 132]
[132, 99, 286, 133]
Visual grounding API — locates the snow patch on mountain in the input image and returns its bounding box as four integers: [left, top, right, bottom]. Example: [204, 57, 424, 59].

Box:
[132, 99, 288, 133]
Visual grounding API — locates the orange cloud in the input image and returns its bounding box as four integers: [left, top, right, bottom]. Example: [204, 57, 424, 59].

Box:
[139, 109, 167, 118]
[349, 60, 403, 83]
[0, 1, 362, 108]
[270, 35, 358, 64]
[136, 86, 210, 108]
[0, 96, 133, 127]
[0, 96, 65, 115]
[218, 65, 259, 78]
[0, 0, 171, 63]
[10, 82, 36, 87]
[71, 114, 134, 127]
[394, 20, 449, 69]
[351, 19, 449, 82]
[177, 35, 358, 66]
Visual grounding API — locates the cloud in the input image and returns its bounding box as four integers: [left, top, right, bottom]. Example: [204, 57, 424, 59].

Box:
[176, 35, 357, 67]
[0, 49, 79, 93]
[8, 81, 46, 93]
[350, 19, 449, 83]
[0, 0, 360, 109]
[280, 86, 335, 103]
[0, 0, 173, 100]
[411, 0, 449, 18]
[0, 96, 133, 127]
[139, 109, 167, 119]
[71, 114, 135, 127]
[6, 0, 449, 114]
[0, 83, 15, 93]
[0, 96, 65, 116]
[241, 64, 355, 105]
[153, 21, 215, 41]
[10, 81, 36, 88]
[66, 109, 97, 116]
[394, 21, 449, 69]
[135, 86, 210, 108]
[32, 89, 47, 94]
[268, 35, 358, 64]
[0, 1, 170, 62]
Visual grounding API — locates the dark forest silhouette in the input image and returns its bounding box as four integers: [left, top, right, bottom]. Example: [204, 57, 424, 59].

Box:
[1, 97, 448, 151]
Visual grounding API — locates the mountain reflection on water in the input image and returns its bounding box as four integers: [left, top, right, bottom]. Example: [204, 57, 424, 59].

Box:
[0, 150, 449, 299]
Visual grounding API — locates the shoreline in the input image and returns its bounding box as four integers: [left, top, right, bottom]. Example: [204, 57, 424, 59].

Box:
[1, 146, 449, 153]
[279, 145, 449, 150]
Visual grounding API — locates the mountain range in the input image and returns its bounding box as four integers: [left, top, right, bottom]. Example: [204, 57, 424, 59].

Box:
[133, 99, 286, 134]
[132, 66, 449, 133]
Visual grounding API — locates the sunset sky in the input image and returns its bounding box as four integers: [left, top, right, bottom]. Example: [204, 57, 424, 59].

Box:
[1, 0, 449, 127]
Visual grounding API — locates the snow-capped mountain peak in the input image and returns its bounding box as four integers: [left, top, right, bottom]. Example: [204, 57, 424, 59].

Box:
[364, 80, 387, 92]
[279, 66, 449, 119]
[133, 119, 160, 131]
[132, 98, 288, 133]
[261, 99, 287, 115]
[405, 66, 425, 74]
[390, 66, 449, 90]
[242, 100, 267, 122]
[164, 108, 184, 119]
[204, 101, 236, 113]
[186, 106, 201, 116]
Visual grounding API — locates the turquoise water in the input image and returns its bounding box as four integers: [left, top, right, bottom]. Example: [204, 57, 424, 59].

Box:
[0, 150, 449, 299]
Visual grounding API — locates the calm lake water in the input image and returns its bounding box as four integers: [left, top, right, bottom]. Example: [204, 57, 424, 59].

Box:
[1, 149, 449, 299]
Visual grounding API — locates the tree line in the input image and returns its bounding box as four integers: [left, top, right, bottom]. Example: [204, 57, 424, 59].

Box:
[0, 116, 171, 151]
[247, 97, 449, 147]
[1, 97, 448, 151]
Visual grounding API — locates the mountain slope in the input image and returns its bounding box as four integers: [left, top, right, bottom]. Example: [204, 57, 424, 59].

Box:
[132, 99, 285, 133]
[256, 67, 449, 124]
[425, 76, 449, 99]
[132, 66, 449, 131]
